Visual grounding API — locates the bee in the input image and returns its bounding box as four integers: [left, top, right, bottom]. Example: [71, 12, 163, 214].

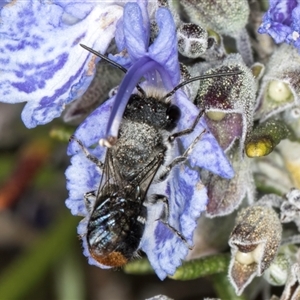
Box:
[70, 44, 240, 268]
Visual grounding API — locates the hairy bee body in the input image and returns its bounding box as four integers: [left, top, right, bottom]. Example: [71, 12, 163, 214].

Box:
[84, 92, 182, 267]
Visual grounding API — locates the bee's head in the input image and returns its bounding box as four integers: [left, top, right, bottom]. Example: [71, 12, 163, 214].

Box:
[123, 92, 181, 131]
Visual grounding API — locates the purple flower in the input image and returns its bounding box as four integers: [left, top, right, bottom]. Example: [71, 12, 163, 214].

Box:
[258, 0, 300, 51]
[0, 0, 124, 128]
[66, 2, 234, 279]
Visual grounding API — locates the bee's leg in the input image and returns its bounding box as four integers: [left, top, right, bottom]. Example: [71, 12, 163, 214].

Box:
[159, 129, 206, 181]
[168, 109, 204, 142]
[70, 135, 104, 169]
[84, 191, 97, 213]
[147, 195, 193, 250]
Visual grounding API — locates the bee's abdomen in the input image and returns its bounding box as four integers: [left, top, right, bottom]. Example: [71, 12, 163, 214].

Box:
[87, 197, 146, 267]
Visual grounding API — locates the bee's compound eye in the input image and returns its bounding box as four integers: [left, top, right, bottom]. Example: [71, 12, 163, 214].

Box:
[166, 105, 181, 123]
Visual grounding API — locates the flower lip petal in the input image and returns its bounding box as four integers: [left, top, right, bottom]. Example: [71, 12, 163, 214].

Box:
[258, 21, 292, 43]
[140, 166, 208, 279]
[53, 1, 96, 21]
[191, 123, 234, 179]
[67, 96, 114, 156]
[269, 0, 297, 24]
[0, 2, 122, 128]
[66, 96, 114, 216]
[173, 166, 208, 240]
[140, 183, 189, 280]
[65, 152, 102, 216]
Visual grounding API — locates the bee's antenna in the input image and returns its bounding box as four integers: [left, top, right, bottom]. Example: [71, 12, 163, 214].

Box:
[161, 70, 243, 101]
[80, 44, 146, 98]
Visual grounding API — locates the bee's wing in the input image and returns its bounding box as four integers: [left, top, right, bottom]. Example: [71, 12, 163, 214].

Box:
[95, 146, 163, 201]
[126, 153, 164, 200]
[95, 149, 124, 198]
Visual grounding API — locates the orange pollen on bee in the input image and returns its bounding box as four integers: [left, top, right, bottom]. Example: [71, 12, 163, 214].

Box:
[90, 250, 128, 267]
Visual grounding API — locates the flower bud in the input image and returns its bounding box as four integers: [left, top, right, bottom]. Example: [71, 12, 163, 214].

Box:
[228, 204, 282, 295]
[255, 44, 300, 122]
[177, 23, 208, 58]
[263, 254, 289, 286]
[245, 118, 291, 157]
[180, 0, 249, 37]
[195, 54, 256, 154]
[180, 0, 252, 65]
[264, 244, 298, 287]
